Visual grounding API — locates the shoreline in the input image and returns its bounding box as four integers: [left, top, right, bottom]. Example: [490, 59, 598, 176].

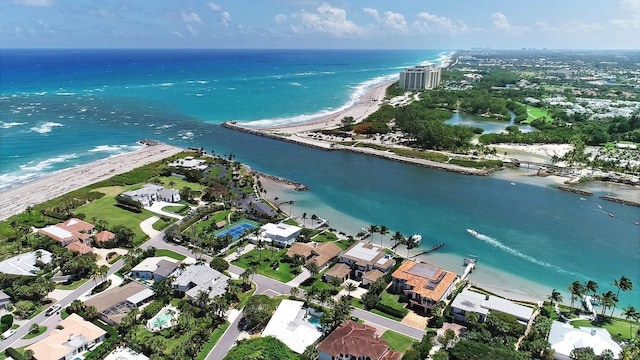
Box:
[0, 143, 183, 221]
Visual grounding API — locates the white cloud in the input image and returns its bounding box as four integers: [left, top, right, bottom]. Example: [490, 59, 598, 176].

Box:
[12, 0, 53, 7]
[491, 12, 526, 33]
[172, 31, 184, 38]
[187, 25, 198, 36]
[274, 14, 287, 23]
[207, 2, 221, 12]
[363, 8, 380, 21]
[413, 12, 468, 34]
[182, 11, 202, 24]
[611, 0, 640, 29]
[291, 2, 363, 37]
[382, 11, 408, 34]
[221, 11, 231, 27]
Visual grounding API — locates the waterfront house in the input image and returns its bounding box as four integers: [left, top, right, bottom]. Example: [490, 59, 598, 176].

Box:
[450, 289, 534, 324]
[259, 223, 302, 248]
[391, 260, 458, 314]
[85, 282, 153, 325]
[130, 256, 179, 281]
[171, 264, 229, 305]
[324, 263, 351, 283]
[317, 320, 401, 360]
[121, 184, 180, 206]
[0, 249, 53, 276]
[286, 241, 342, 268]
[26, 313, 106, 360]
[338, 242, 394, 285]
[168, 156, 209, 171]
[38, 218, 94, 247]
[261, 299, 323, 354]
[548, 320, 621, 360]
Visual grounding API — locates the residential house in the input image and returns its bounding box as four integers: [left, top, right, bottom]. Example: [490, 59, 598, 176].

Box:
[94, 230, 116, 245]
[317, 320, 402, 360]
[171, 264, 229, 305]
[0, 249, 53, 276]
[338, 242, 395, 285]
[85, 282, 153, 326]
[286, 241, 341, 268]
[121, 184, 180, 207]
[262, 300, 323, 354]
[0, 290, 10, 310]
[26, 313, 106, 360]
[130, 256, 179, 281]
[65, 241, 93, 255]
[38, 218, 94, 247]
[259, 223, 302, 248]
[391, 260, 458, 314]
[168, 156, 209, 171]
[324, 263, 351, 283]
[450, 289, 534, 324]
[548, 320, 622, 360]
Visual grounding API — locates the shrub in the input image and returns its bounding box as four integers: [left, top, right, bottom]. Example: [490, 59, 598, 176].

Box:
[374, 303, 408, 318]
[5, 347, 24, 360]
[142, 300, 164, 320]
[0, 314, 13, 328]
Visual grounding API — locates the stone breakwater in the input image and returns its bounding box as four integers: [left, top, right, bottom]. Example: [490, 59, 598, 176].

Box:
[221, 122, 491, 176]
[254, 171, 308, 191]
[557, 186, 593, 196]
[600, 195, 640, 207]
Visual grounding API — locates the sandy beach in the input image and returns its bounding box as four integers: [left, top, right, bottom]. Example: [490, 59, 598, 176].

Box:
[0, 143, 183, 221]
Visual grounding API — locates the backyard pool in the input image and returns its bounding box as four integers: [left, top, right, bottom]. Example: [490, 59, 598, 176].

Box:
[307, 316, 322, 329]
[147, 305, 179, 332]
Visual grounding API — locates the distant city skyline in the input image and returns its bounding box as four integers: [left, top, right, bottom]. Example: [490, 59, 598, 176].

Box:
[2, 0, 639, 49]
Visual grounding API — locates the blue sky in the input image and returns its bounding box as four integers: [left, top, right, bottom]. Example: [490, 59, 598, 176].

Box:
[2, 0, 639, 49]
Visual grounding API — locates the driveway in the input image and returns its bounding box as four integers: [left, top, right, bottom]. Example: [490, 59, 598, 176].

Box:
[285, 267, 310, 287]
[140, 216, 161, 238]
[144, 201, 185, 220]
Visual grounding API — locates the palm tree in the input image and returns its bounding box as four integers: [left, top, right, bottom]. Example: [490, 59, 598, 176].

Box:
[195, 289, 211, 309]
[548, 288, 563, 308]
[345, 281, 357, 298]
[367, 224, 379, 243]
[568, 281, 586, 309]
[622, 306, 638, 340]
[612, 275, 633, 316]
[168, 180, 176, 189]
[404, 235, 419, 258]
[302, 212, 307, 228]
[311, 214, 318, 225]
[391, 231, 404, 250]
[585, 280, 598, 297]
[303, 345, 319, 360]
[256, 238, 265, 262]
[379, 225, 389, 248]
[600, 291, 617, 316]
[99, 265, 108, 283]
[305, 261, 320, 279]
[290, 287, 300, 299]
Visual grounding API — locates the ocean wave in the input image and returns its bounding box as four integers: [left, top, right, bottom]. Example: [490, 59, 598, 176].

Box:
[158, 82, 174, 87]
[475, 232, 574, 275]
[88, 144, 142, 153]
[18, 153, 78, 172]
[178, 131, 194, 140]
[56, 92, 76, 96]
[241, 73, 397, 128]
[289, 82, 302, 86]
[30, 122, 64, 134]
[0, 121, 28, 129]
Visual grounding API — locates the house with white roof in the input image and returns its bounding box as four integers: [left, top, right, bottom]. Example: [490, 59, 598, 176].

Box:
[130, 256, 179, 281]
[26, 313, 106, 360]
[336, 241, 395, 285]
[261, 299, 323, 354]
[548, 320, 622, 360]
[0, 249, 53, 276]
[171, 264, 229, 305]
[121, 184, 180, 207]
[259, 223, 302, 248]
[450, 289, 535, 324]
[169, 156, 209, 171]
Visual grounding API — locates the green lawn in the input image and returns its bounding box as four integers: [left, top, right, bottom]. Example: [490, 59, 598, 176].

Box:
[152, 176, 203, 192]
[161, 204, 188, 214]
[571, 319, 636, 341]
[22, 326, 47, 339]
[56, 278, 89, 290]
[380, 292, 408, 315]
[76, 187, 156, 245]
[231, 248, 296, 283]
[381, 330, 414, 352]
[523, 106, 553, 124]
[152, 218, 173, 231]
[312, 232, 338, 242]
[155, 249, 186, 261]
[195, 210, 232, 233]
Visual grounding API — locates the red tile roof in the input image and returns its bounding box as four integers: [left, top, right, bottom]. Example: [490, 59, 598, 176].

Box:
[317, 320, 401, 360]
[94, 231, 116, 243]
[392, 260, 458, 303]
[66, 241, 93, 254]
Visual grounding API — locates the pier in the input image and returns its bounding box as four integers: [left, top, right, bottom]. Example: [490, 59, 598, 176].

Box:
[411, 243, 444, 258]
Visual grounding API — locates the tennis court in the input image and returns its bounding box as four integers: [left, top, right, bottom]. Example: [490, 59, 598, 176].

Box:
[215, 221, 257, 239]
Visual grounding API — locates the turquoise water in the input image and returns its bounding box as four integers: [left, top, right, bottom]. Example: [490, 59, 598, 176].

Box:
[1, 49, 638, 309]
[307, 316, 321, 328]
[445, 112, 536, 133]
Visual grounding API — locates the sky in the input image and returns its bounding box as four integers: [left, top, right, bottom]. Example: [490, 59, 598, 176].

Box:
[1, 0, 639, 49]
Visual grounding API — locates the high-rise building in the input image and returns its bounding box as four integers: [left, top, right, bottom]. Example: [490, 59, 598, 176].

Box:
[398, 65, 441, 90]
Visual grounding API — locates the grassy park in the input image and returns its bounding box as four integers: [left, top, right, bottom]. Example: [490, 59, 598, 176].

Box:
[231, 248, 296, 283]
[524, 106, 554, 123]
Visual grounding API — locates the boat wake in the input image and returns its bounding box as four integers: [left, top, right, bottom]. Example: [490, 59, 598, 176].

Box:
[474, 232, 575, 275]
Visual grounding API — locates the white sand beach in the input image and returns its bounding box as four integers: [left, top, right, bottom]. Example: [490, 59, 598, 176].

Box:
[0, 143, 183, 221]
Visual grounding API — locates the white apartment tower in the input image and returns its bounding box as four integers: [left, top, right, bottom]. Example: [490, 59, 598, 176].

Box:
[398, 65, 441, 90]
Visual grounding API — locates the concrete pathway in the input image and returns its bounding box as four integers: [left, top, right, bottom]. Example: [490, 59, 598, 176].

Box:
[140, 216, 161, 238]
[223, 244, 255, 262]
[285, 267, 310, 287]
[144, 201, 185, 220]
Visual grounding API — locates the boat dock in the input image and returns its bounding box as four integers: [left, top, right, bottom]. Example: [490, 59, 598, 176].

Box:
[411, 243, 444, 258]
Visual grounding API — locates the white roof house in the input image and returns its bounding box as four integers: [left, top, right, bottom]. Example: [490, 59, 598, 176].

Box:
[0, 249, 53, 276]
[104, 347, 149, 360]
[450, 289, 535, 323]
[548, 321, 622, 360]
[261, 299, 323, 354]
[172, 264, 229, 303]
[260, 223, 302, 247]
[130, 256, 179, 281]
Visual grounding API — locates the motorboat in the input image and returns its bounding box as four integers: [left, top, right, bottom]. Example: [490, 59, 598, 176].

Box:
[466, 229, 479, 237]
[408, 234, 422, 245]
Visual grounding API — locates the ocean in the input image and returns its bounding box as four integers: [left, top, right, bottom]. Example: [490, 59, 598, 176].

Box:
[1, 49, 638, 308]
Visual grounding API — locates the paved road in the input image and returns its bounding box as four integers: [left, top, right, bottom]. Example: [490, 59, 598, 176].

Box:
[353, 308, 425, 340]
[206, 311, 244, 360]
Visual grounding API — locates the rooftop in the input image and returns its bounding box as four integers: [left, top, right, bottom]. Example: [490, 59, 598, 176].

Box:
[261, 223, 302, 238]
[317, 320, 401, 360]
[0, 249, 53, 276]
[548, 320, 622, 358]
[451, 289, 535, 322]
[26, 314, 106, 360]
[286, 241, 342, 268]
[261, 299, 323, 353]
[392, 260, 458, 302]
[341, 242, 394, 269]
[172, 264, 229, 299]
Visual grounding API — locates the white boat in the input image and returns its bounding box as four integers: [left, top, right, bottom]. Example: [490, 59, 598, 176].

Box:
[466, 229, 479, 237]
[408, 234, 422, 245]
[510, 182, 516, 185]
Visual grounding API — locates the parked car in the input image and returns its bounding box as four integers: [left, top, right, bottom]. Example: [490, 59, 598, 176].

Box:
[46, 303, 61, 316]
[1, 329, 16, 340]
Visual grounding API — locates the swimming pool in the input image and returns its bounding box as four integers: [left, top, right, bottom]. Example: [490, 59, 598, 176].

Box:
[146, 305, 179, 332]
[215, 221, 256, 239]
[307, 316, 321, 328]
